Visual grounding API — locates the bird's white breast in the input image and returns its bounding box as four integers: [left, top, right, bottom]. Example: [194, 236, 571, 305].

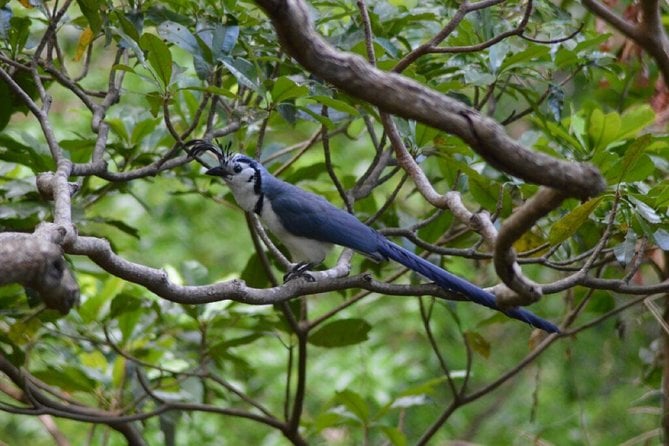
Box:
[228, 182, 259, 213]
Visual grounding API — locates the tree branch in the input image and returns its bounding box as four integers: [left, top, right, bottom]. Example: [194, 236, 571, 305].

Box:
[253, 0, 605, 199]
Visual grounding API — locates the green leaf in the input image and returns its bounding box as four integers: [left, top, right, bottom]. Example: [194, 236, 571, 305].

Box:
[106, 118, 129, 142]
[271, 76, 308, 103]
[398, 376, 451, 397]
[613, 230, 636, 265]
[212, 24, 239, 57]
[630, 196, 661, 224]
[618, 105, 655, 140]
[468, 174, 499, 210]
[7, 318, 41, 345]
[588, 109, 621, 152]
[112, 64, 136, 74]
[240, 253, 270, 288]
[654, 229, 669, 250]
[219, 56, 260, 91]
[297, 105, 335, 129]
[312, 411, 346, 432]
[309, 96, 359, 116]
[573, 34, 612, 53]
[112, 356, 126, 388]
[157, 21, 211, 78]
[32, 366, 97, 393]
[8, 16, 31, 56]
[89, 217, 140, 239]
[536, 119, 585, 153]
[181, 85, 235, 98]
[114, 11, 140, 43]
[80, 350, 107, 370]
[335, 389, 369, 422]
[140, 33, 173, 87]
[414, 122, 438, 147]
[76, 0, 102, 33]
[604, 134, 652, 183]
[585, 290, 615, 314]
[309, 318, 372, 348]
[284, 163, 326, 184]
[60, 138, 95, 163]
[500, 45, 550, 72]
[118, 309, 142, 342]
[0, 134, 54, 171]
[0, 79, 11, 131]
[381, 426, 408, 446]
[144, 91, 163, 117]
[209, 333, 264, 360]
[548, 197, 604, 245]
[79, 276, 124, 323]
[131, 117, 161, 144]
[157, 21, 200, 54]
[109, 293, 142, 319]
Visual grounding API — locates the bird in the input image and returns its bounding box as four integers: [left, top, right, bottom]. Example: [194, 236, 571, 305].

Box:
[185, 140, 560, 334]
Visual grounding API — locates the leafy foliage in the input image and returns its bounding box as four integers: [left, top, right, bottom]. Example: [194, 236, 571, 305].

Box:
[0, 0, 668, 444]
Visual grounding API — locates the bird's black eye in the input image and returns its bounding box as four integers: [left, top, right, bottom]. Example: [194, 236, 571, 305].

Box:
[233, 164, 242, 174]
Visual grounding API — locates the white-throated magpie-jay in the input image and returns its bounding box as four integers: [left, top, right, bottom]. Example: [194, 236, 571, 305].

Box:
[186, 140, 559, 334]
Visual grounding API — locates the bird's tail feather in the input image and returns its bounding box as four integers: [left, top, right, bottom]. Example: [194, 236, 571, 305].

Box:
[377, 241, 560, 333]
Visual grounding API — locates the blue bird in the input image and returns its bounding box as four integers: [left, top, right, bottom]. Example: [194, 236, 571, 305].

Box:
[186, 140, 559, 334]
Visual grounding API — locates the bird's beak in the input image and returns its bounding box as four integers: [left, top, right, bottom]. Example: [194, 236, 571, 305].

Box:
[206, 165, 232, 178]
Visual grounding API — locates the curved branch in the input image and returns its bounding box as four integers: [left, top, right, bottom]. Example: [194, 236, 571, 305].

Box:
[493, 187, 568, 304]
[253, 0, 605, 200]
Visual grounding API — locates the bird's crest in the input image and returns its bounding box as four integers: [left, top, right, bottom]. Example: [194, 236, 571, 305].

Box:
[184, 139, 233, 168]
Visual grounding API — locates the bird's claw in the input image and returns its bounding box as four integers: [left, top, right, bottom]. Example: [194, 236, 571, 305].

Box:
[283, 262, 315, 283]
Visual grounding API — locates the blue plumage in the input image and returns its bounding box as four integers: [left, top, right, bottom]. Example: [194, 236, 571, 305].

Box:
[186, 140, 560, 334]
[264, 173, 559, 333]
[263, 175, 386, 261]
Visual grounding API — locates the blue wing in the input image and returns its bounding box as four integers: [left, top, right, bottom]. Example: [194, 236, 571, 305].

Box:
[263, 176, 386, 260]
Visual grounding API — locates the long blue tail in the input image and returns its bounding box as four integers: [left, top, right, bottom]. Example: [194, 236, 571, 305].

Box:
[377, 240, 560, 333]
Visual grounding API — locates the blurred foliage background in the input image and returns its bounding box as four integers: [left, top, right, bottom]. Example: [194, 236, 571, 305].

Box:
[1, 0, 669, 444]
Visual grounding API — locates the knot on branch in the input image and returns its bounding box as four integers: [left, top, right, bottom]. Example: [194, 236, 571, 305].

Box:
[0, 233, 80, 314]
[490, 278, 543, 308]
[36, 172, 79, 200]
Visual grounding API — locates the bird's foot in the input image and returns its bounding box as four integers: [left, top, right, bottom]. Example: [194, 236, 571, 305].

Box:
[283, 262, 315, 283]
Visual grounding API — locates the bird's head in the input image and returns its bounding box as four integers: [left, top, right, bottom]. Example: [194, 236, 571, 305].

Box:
[185, 140, 264, 209]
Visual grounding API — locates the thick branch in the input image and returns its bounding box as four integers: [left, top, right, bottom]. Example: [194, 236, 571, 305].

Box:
[253, 0, 605, 200]
[0, 233, 79, 314]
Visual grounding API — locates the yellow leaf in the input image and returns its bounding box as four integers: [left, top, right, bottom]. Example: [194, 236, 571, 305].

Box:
[513, 229, 549, 257]
[74, 27, 95, 62]
[18, 0, 33, 8]
[464, 331, 491, 359]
